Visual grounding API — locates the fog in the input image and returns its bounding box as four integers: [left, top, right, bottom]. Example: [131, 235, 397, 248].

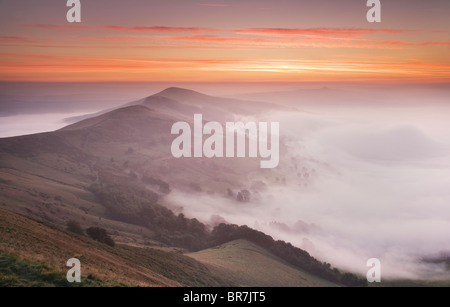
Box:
[0, 81, 302, 137]
[166, 85, 450, 280]
[2, 82, 449, 280]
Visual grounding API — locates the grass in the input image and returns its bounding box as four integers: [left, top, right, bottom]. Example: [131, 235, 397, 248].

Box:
[115, 245, 232, 287]
[189, 239, 339, 287]
[0, 252, 107, 287]
[0, 207, 338, 287]
[0, 207, 228, 287]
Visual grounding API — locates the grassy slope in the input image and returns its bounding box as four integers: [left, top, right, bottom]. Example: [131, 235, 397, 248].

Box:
[189, 239, 339, 287]
[0, 150, 175, 250]
[0, 253, 106, 287]
[0, 93, 366, 287]
[0, 207, 230, 287]
[0, 206, 341, 287]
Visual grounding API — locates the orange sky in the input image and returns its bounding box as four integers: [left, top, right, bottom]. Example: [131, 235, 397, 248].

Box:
[0, 0, 449, 83]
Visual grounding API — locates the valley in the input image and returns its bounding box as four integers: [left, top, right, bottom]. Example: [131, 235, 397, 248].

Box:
[0, 87, 363, 287]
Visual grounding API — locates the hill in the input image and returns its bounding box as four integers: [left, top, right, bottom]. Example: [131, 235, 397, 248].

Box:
[0, 207, 230, 287]
[0, 87, 364, 287]
[0, 88, 278, 234]
[189, 240, 338, 287]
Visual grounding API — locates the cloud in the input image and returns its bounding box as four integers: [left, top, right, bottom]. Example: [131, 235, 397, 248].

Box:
[170, 35, 297, 47]
[21, 24, 447, 50]
[0, 36, 37, 44]
[23, 24, 411, 37]
[8, 25, 450, 82]
[199, 3, 229, 7]
[164, 88, 450, 280]
[379, 40, 450, 47]
[22, 24, 93, 32]
[0, 112, 88, 138]
[23, 24, 221, 33]
[102, 25, 221, 33]
[235, 28, 410, 37]
[326, 125, 448, 161]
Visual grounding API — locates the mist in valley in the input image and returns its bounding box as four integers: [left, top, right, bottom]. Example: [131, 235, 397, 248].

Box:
[1, 82, 449, 281]
[165, 84, 450, 280]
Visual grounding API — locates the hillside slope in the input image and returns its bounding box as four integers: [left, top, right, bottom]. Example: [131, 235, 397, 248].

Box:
[0, 207, 340, 287]
[0, 87, 355, 287]
[0, 88, 277, 243]
[0, 207, 230, 287]
[189, 239, 339, 287]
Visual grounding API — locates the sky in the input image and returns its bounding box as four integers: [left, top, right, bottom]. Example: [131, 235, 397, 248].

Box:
[0, 0, 449, 280]
[0, 0, 449, 82]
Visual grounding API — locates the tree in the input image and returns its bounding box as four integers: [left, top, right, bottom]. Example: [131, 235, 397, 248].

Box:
[66, 220, 84, 235]
[237, 189, 251, 202]
[226, 188, 234, 198]
[86, 227, 115, 247]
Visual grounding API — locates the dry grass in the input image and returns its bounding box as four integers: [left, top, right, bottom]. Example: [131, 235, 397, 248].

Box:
[0, 207, 227, 287]
[189, 239, 339, 287]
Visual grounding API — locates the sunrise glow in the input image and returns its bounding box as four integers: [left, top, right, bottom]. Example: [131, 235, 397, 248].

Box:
[0, 0, 449, 82]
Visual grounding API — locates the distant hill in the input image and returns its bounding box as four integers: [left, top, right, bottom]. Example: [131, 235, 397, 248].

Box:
[150, 87, 282, 117]
[63, 87, 285, 125]
[0, 88, 276, 230]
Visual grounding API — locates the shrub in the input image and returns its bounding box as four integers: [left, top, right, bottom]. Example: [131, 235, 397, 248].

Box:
[142, 176, 171, 194]
[66, 220, 84, 235]
[86, 227, 115, 247]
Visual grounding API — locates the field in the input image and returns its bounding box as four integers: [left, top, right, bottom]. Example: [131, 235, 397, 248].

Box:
[189, 239, 338, 287]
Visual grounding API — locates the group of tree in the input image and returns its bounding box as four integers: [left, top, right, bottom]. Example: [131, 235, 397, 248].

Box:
[87, 182, 366, 286]
[226, 188, 251, 202]
[236, 190, 251, 202]
[66, 221, 115, 247]
[209, 223, 367, 287]
[89, 183, 207, 251]
[141, 176, 171, 194]
[86, 227, 115, 247]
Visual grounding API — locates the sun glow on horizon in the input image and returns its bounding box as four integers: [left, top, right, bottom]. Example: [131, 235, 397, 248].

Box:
[0, 1, 449, 83]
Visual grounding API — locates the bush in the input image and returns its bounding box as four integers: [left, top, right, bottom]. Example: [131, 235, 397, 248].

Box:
[88, 183, 207, 251]
[237, 190, 251, 202]
[86, 227, 115, 247]
[66, 220, 84, 235]
[142, 176, 171, 194]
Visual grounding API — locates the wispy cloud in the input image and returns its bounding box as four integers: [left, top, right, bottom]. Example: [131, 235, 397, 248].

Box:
[20, 24, 437, 49]
[24, 24, 411, 36]
[379, 40, 450, 47]
[7, 28, 450, 51]
[0, 36, 37, 44]
[235, 28, 411, 37]
[2, 53, 448, 79]
[6, 25, 450, 55]
[23, 24, 220, 33]
[102, 25, 221, 33]
[5, 24, 448, 82]
[199, 3, 229, 7]
[166, 34, 450, 50]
